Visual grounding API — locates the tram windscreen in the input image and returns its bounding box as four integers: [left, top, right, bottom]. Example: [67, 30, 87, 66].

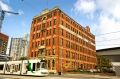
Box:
[41, 62, 47, 69]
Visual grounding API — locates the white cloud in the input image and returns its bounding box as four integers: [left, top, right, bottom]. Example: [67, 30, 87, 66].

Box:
[73, 0, 120, 49]
[0, 0, 11, 11]
[113, 5, 120, 20]
[96, 14, 120, 49]
[73, 0, 96, 15]
[98, 14, 120, 34]
[96, 0, 120, 20]
[95, 0, 120, 49]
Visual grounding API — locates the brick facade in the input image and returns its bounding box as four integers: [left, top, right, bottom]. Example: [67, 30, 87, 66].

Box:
[28, 7, 96, 73]
[0, 33, 9, 55]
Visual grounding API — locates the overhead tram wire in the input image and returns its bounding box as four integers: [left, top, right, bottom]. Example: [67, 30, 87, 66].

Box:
[96, 44, 120, 46]
[95, 30, 120, 36]
[96, 38, 120, 42]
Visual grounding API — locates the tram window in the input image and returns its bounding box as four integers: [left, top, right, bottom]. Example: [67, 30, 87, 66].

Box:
[6, 64, 9, 72]
[19, 64, 20, 70]
[37, 62, 40, 70]
[33, 63, 35, 71]
[41, 62, 46, 68]
[0, 65, 4, 70]
[18, 65, 20, 71]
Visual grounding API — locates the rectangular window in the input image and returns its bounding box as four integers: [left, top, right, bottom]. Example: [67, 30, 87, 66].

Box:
[54, 11, 56, 16]
[53, 49, 55, 55]
[50, 21, 52, 26]
[62, 38, 63, 46]
[54, 19, 56, 25]
[49, 29, 51, 35]
[46, 30, 48, 36]
[36, 33, 38, 38]
[61, 20, 64, 25]
[48, 60, 50, 67]
[32, 35, 35, 39]
[53, 38, 56, 45]
[50, 13, 52, 18]
[42, 23, 45, 28]
[62, 14, 64, 18]
[41, 40, 44, 45]
[46, 39, 48, 46]
[33, 27, 35, 32]
[41, 31, 44, 37]
[66, 31, 68, 38]
[49, 39, 51, 45]
[53, 28, 56, 34]
[0, 39, 3, 46]
[61, 29, 63, 35]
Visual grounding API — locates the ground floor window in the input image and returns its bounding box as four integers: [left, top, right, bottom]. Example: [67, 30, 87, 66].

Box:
[0, 65, 4, 70]
[52, 60, 55, 69]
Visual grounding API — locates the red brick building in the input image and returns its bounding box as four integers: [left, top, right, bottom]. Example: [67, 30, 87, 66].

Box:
[29, 7, 96, 73]
[0, 33, 9, 55]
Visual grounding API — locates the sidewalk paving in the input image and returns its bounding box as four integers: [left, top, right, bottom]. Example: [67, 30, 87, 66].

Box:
[0, 74, 120, 79]
[63, 73, 120, 79]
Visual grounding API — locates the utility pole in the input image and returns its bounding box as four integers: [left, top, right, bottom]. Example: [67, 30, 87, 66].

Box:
[0, 10, 5, 32]
[0, 10, 19, 32]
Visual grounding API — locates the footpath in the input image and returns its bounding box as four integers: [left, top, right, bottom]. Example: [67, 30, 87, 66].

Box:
[62, 73, 120, 79]
[0, 73, 120, 79]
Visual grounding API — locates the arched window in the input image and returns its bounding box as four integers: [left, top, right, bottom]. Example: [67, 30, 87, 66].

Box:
[42, 16, 47, 21]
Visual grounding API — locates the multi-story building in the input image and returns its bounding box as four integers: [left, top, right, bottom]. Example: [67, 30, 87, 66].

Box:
[9, 36, 29, 60]
[0, 32, 9, 55]
[29, 7, 96, 73]
[97, 47, 120, 76]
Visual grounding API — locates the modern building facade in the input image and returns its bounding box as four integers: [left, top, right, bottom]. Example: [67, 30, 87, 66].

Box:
[0, 32, 9, 55]
[97, 47, 120, 76]
[29, 7, 96, 73]
[97, 47, 120, 62]
[9, 36, 29, 60]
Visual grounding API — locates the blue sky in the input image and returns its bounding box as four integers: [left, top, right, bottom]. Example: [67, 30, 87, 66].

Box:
[1, 0, 120, 50]
[1, 0, 94, 36]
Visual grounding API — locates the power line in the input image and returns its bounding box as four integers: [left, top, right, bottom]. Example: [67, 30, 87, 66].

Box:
[95, 30, 120, 36]
[96, 44, 120, 46]
[96, 38, 120, 42]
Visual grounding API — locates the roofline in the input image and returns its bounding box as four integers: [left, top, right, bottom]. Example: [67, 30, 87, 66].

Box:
[32, 7, 95, 37]
[97, 47, 120, 52]
[33, 6, 59, 19]
[0, 32, 9, 38]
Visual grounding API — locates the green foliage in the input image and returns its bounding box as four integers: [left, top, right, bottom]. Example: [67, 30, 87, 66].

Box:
[19, 56, 29, 60]
[96, 55, 112, 72]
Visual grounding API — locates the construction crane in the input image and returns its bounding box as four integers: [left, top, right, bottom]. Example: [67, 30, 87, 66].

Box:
[0, 10, 19, 32]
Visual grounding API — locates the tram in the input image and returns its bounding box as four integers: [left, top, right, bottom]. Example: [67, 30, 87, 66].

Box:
[0, 59, 49, 76]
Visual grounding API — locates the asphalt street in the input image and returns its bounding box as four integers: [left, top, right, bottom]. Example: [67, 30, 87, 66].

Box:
[0, 74, 120, 79]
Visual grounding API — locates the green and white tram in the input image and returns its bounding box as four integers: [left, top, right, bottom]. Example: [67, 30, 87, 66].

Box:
[0, 59, 49, 76]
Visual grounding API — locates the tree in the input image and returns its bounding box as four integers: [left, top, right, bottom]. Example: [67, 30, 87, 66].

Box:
[19, 56, 29, 60]
[96, 55, 112, 72]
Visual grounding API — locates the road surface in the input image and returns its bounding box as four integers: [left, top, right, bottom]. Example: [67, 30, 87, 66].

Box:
[0, 74, 120, 79]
